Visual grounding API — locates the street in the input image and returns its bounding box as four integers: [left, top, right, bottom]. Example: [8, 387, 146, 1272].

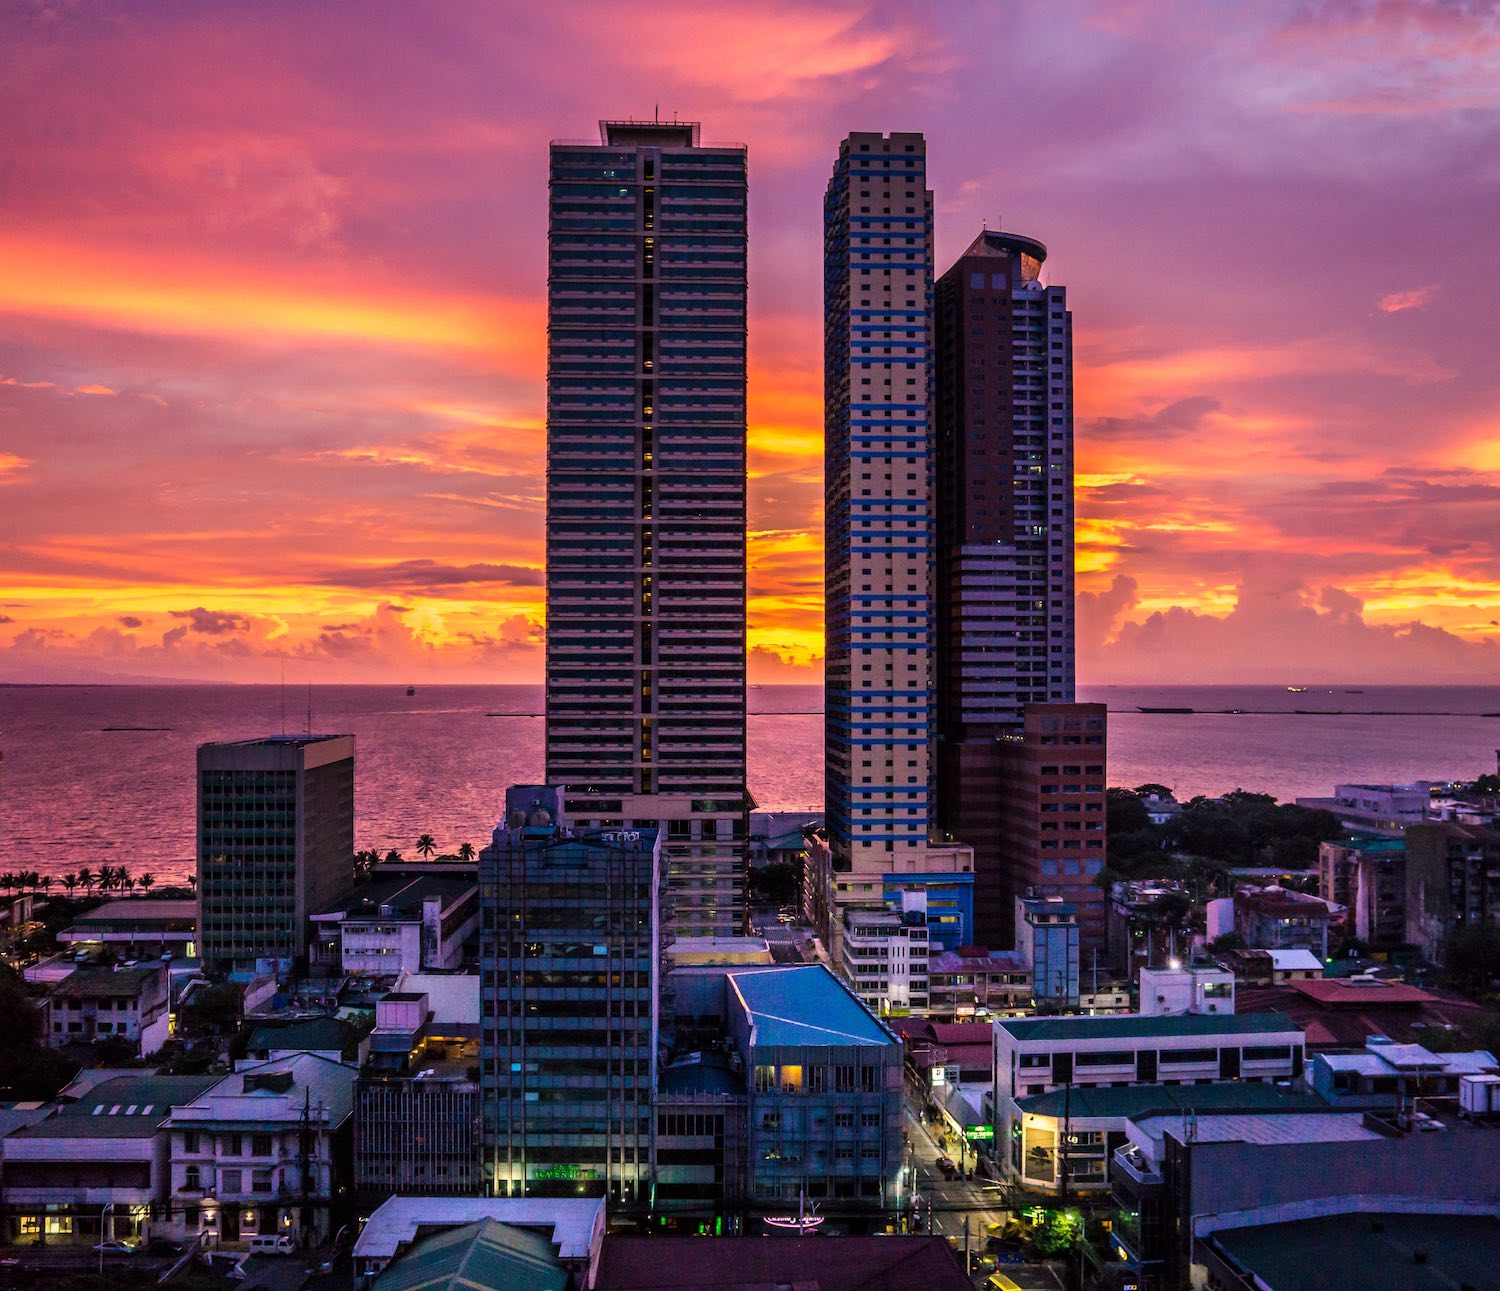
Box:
[904, 1107, 1061, 1289]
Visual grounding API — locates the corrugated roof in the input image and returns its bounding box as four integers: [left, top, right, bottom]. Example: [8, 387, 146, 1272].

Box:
[354, 1197, 604, 1263]
[247, 1016, 362, 1054]
[372, 1219, 566, 1291]
[10, 1075, 218, 1140]
[49, 964, 164, 998]
[726, 965, 893, 1049]
[999, 1011, 1300, 1042]
[1014, 1081, 1323, 1120]
[1142, 1110, 1382, 1145]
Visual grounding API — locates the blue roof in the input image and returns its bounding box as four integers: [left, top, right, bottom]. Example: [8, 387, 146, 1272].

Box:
[727, 965, 894, 1049]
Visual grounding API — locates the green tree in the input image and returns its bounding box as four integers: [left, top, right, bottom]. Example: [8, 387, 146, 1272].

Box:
[415, 834, 437, 859]
[77, 867, 95, 897]
[0, 972, 77, 1099]
[1133, 783, 1176, 801]
[1026, 1209, 1083, 1258]
[138, 872, 155, 894]
[457, 841, 476, 863]
[62, 873, 78, 899]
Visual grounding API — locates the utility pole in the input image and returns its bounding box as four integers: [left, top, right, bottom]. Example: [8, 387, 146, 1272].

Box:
[964, 1214, 971, 1275]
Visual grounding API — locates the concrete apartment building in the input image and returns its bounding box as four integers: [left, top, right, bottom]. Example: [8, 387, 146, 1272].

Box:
[479, 787, 660, 1205]
[56, 897, 198, 960]
[819, 130, 938, 957]
[932, 231, 1099, 952]
[544, 118, 749, 938]
[1404, 820, 1500, 963]
[43, 962, 170, 1055]
[1319, 836, 1407, 947]
[197, 734, 355, 974]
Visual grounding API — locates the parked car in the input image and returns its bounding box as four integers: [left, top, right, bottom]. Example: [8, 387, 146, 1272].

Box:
[145, 1236, 183, 1256]
[92, 1241, 138, 1256]
[935, 1155, 957, 1177]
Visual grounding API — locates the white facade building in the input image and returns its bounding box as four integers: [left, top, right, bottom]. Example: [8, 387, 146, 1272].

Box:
[840, 904, 930, 1016]
[163, 1052, 356, 1247]
[1138, 964, 1235, 1017]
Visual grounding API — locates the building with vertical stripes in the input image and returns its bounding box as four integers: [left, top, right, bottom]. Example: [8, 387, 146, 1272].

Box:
[817, 132, 965, 961]
[544, 119, 748, 936]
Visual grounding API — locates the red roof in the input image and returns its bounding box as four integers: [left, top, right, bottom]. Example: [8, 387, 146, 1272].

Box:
[597, 1236, 973, 1291]
[1237, 981, 1483, 1050]
[1291, 978, 1434, 1008]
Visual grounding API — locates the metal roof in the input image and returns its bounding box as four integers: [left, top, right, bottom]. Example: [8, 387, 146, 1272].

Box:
[998, 1011, 1301, 1043]
[1141, 1110, 1382, 1146]
[372, 1219, 566, 1291]
[1014, 1081, 1323, 1121]
[354, 1197, 604, 1264]
[726, 965, 894, 1049]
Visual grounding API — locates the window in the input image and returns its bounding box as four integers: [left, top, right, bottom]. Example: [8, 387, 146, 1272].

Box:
[184, 1131, 200, 1154]
[252, 1134, 272, 1156]
[184, 1166, 201, 1191]
[220, 1168, 241, 1193]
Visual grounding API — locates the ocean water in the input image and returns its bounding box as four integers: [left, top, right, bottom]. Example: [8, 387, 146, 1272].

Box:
[1, 682, 1496, 884]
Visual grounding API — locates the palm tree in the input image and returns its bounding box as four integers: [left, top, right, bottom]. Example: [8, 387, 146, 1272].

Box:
[457, 842, 476, 863]
[24, 870, 41, 894]
[139, 873, 155, 894]
[39, 876, 52, 898]
[116, 867, 133, 893]
[415, 834, 437, 860]
[384, 849, 403, 866]
[0, 874, 14, 898]
[62, 874, 78, 899]
[77, 868, 95, 897]
[187, 873, 198, 893]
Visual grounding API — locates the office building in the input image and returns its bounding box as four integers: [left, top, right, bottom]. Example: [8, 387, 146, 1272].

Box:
[821, 130, 936, 911]
[309, 867, 480, 978]
[197, 734, 355, 974]
[1015, 892, 1080, 1010]
[839, 903, 929, 1017]
[933, 230, 1084, 953]
[479, 786, 660, 1204]
[544, 118, 749, 937]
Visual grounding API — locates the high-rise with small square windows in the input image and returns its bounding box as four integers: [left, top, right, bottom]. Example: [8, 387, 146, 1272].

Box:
[196, 734, 354, 975]
[545, 119, 748, 937]
[820, 132, 937, 922]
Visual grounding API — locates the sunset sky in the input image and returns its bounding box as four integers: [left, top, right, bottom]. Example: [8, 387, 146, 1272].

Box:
[2, 0, 1498, 685]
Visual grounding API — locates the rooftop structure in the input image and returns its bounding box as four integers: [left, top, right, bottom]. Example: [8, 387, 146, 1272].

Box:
[726, 964, 893, 1049]
[370, 1218, 566, 1291]
[998, 1011, 1297, 1043]
[597, 1235, 973, 1291]
[352, 1195, 606, 1287]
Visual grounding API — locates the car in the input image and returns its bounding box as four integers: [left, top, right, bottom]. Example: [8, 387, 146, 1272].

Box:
[972, 1253, 998, 1272]
[145, 1236, 183, 1256]
[92, 1241, 138, 1256]
[935, 1155, 956, 1177]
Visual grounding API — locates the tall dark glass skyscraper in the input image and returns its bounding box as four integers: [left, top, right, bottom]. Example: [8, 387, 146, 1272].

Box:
[544, 120, 748, 936]
[934, 232, 1104, 950]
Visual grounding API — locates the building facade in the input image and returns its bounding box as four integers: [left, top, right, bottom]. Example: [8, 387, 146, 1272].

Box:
[1404, 821, 1500, 963]
[479, 786, 660, 1204]
[197, 734, 355, 974]
[932, 231, 1082, 951]
[839, 904, 929, 1017]
[544, 119, 748, 938]
[821, 130, 936, 916]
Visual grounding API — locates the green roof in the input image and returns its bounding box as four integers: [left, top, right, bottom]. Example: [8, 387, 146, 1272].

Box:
[372, 1219, 566, 1291]
[1210, 1213, 1500, 1291]
[999, 1012, 1299, 1042]
[247, 1016, 362, 1054]
[728, 965, 894, 1049]
[1014, 1081, 1323, 1120]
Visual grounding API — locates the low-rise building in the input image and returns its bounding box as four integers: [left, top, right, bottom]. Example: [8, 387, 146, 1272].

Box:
[995, 1011, 1305, 1106]
[597, 1235, 973, 1290]
[1308, 1034, 1498, 1108]
[0, 1074, 216, 1248]
[43, 963, 170, 1055]
[356, 978, 481, 1203]
[56, 898, 198, 960]
[1226, 885, 1335, 959]
[163, 1051, 357, 1247]
[1111, 1098, 1500, 1291]
[839, 903, 929, 1017]
[1011, 1081, 1323, 1196]
[310, 868, 479, 978]
[351, 1195, 605, 1289]
[244, 1015, 369, 1066]
[1139, 963, 1235, 1016]
[926, 947, 1031, 1020]
[1295, 781, 1438, 836]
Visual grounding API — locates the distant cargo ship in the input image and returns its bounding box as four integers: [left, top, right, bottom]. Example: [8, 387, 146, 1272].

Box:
[1137, 706, 1194, 714]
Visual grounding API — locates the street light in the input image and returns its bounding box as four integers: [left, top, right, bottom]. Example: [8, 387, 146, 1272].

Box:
[99, 1202, 116, 1279]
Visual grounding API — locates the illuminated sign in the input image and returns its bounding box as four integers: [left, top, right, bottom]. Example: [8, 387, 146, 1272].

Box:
[966, 1125, 994, 1141]
[532, 1165, 600, 1181]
